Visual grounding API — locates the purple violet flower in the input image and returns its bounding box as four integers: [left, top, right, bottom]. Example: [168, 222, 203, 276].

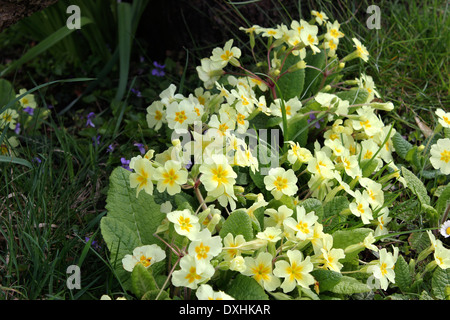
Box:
[134, 142, 145, 154]
[92, 135, 101, 146]
[23, 107, 34, 116]
[14, 123, 21, 134]
[307, 113, 323, 129]
[121, 157, 132, 171]
[151, 61, 166, 77]
[86, 112, 96, 128]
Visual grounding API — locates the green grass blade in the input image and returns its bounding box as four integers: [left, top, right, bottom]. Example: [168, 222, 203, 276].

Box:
[0, 17, 92, 78]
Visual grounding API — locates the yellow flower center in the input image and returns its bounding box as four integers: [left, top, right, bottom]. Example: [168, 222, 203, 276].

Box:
[137, 170, 149, 187]
[330, 29, 339, 38]
[443, 116, 450, 125]
[185, 266, 202, 283]
[220, 50, 233, 61]
[198, 96, 206, 105]
[178, 216, 192, 232]
[218, 123, 229, 135]
[287, 262, 304, 282]
[139, 255, 152, 268]
[154, 110, 163, 121]
[296, 222, 310, 234]
[307, 34, 315, 44]
[195, 242, 211, 260]
[440, 150, 450, 163]
[273, 176, 288, 191]
[446, 227, 450, 236]
[251, 263, 271, 282]
[328, 40, 337, 50]
[237, 113, 246, 125]
[380, 263, 388, 276]
[162, 168, 179, 186]
[211, 165, 229, 185]
[364, 150, 373, 159]
[357, 203, 365, 214]
[174, 110, 187, 124]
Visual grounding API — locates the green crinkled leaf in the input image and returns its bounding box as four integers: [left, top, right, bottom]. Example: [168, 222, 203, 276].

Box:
[141, 289, 171, 300]
[392, 132, 413, 160]
[302, 50, 326, 98]
[432, 267, 450, 300]
[104, 167, 166, 246]
[329, 276, 370, 295]
[310, 269, 342, 292]
[101, 167, 167, 289]
[131, 263, 158, 299]
[286, 113, 309, 147]
[394, 255, 412, 293]
[219, 209, 254, 241]
[322, 196, 349, 231]
[332, 228, 373, 262]
[226, 274, 269, 300]
[0, 79, 15, 108]
[436, 183, 450, 217]
[276, 53, 305, 100]
[336, 88, 369, 105]
[301, 198, 323, 221]
[402, 166, 430, 206]
[100, 216, 141, 287]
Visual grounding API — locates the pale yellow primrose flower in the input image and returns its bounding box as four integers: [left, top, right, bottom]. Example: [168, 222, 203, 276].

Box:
[264, 167, 298, 200]
[436, 108, 450, 128]
[222, 233, 246, 262]
[242, 252, 280, 291]
[122, 244, 166, 272]
[17, 88, 37, 109]
[273, 250, 315, 293]
[325, 20, 344, 43]
[359, 177, 384, 210]
[287, 141, 313, 166]
[153, 160, 188, 195]
[188, 229, 223, 265]
[0, 108, 19, 130]
[283, 206, 318, 241]
[307, 150, 335, 180]
[210, 39, 241, 68]
[196, 284, 235, 300]
[299, 22, 321, 54]
[146, 101, 166, 131]
[374, 207, 392, 237]
[166, 99, 198, 130]
[129, 157, 155, 197]
[434, 241, 450, 269]
[171, 254, 215, 290]
[256, 227, 283, 243]
[167, 209, 200, 240]
[367, 247, 398, 290]
[430, 138, 450, 175]
[311, 10, 328, 25]
[199, 154, 237, 200]
[352, 38, 370, 62]
[264, 205, 293, 229]
[320, 234, 345, 272]
[349, 190, 373, 224]
[197, 58, 225, 89]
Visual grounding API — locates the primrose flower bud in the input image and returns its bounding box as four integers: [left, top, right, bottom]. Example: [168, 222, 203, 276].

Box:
[287, 60, 307, 73]
[230, 256, 246, 272]
[236, 239, 268, 251]
[370, 102, 394, 111]
[206, 213, 222, 233]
